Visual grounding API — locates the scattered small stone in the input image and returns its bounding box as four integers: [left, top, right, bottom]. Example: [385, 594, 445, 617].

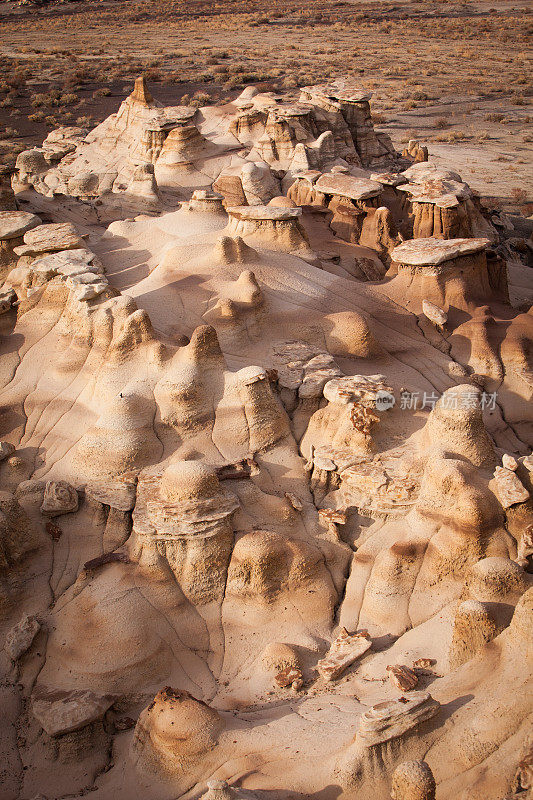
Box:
[316, 628, 372, 682]
[285, 492, 304, 511]
[40, 480, 78, 516]
[387, 664, 419, 691]
[502, 454, 518, 471]
[412, 658, 436, 670]
[4, 614, 41, 661]
[492, 467, 529, 508]
[275, 665, 304, 690]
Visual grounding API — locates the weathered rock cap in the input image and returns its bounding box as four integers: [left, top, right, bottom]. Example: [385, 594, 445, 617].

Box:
[315, 173, 382, 200]
[161, 105, 197, 125]
[300, 84, 372, 103]
[226, 205, 302, 221]
[323, 374, 393, 407]
[402, 163, 462, 183]
[85, 479, 137, 512]
[292, 170, 322, 185]
[397, 178, 471, 208]
[356, 691, 440, 746]
[370, 172, 408, 187]
[391, 237, 490, 267]
[188, 189, 225, 213]
[141, 460, 239, 534]
[0, 211, 41, 240]
[14, 222, 83, 257]
[269, 103, 312, 119]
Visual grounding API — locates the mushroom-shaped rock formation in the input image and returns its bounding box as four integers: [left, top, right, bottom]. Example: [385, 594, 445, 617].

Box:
[423, 384, 496, 469]
[214, 162, 281, 207]
[288, 171, 400, 257]
[402, 139, 429, 164]
[225, 204, 311, 253]
[302, 374, 395, 465]
[126, 162, 160, 202]
[338, 382, 509, 639]
[299, 84, 396, 165]
[336, 692, 440, 790]
[188, 189, 225, 214]
[132, 688, 226, 780]
[236, 365, 291, 452]
[132, 460, 239, 604]
[390, 760, 436, 800]
[449, 556, 530, 668]
[398, 163, 497, 242]
[389, 236, 497, 312]
[155, 123, 211, 176]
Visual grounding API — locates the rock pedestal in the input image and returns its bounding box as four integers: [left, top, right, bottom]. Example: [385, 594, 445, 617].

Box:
[226, 205, 310, 252]
[390, 237, 495, 310]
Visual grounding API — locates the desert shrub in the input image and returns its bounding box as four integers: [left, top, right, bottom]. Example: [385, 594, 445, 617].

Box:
[60, 93, 79, 104]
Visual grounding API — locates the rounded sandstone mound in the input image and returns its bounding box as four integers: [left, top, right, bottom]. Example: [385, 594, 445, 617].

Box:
[160, 460, 221, 505]
[133, 687, 225, 777]
[391, 760, 436, 800]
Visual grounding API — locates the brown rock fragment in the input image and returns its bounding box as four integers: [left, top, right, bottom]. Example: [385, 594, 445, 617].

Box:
[386, 664, 419, 691]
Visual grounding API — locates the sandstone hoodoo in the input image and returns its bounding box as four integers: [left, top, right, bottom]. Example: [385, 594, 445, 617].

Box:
[0, 65, 531, 800]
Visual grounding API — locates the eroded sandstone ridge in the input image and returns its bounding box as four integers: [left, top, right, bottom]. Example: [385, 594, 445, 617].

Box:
[0, 79, 532, 800]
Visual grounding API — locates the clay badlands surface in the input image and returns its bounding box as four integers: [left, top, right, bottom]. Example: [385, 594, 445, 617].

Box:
[0, 11, 532, 800]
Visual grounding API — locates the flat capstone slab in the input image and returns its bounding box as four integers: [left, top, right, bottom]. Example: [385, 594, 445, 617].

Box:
[391, 237, 490, 267]
[0, 211, 41, 240]
[315, 173, 382, 201]
[227, 205, 302, 220]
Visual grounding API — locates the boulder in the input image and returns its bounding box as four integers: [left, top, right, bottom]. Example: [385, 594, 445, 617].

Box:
[356, 692, 440, 747]
[40, 481, 79, 516]
[491, 467, 529, 508]
[32, 686, 116, 736]
[390, 760, 436, 800]
[315, 627, 372, 681]
[4, 613, 41, 660]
